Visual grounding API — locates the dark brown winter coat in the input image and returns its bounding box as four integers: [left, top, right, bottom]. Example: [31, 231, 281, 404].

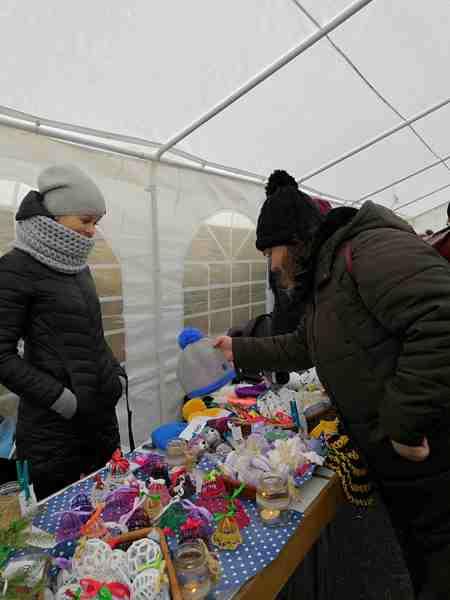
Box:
[234, 201, 450, 483]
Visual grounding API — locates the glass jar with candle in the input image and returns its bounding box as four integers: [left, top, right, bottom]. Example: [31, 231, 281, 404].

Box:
[174, 539, 212, 600]
[256, 474, 290, 527]
[166, 439, 188, 468]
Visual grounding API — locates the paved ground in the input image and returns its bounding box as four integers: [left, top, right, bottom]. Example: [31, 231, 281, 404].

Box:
[277, 495, 415, 599]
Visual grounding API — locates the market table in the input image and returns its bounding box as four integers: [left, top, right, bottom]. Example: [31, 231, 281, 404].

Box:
[32, 450, 344, 600]
[233, 469, 344, 600]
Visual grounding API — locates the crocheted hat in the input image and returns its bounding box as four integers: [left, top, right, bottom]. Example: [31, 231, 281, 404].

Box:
[177, 327, 236, 399]
[38, 164, 106, 217]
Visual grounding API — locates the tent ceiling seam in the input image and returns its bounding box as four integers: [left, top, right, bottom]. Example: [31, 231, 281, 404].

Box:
[355, 154, 450, 205]
[411, 196, 450, 220]
[394, 182, 450, 213]
[154, 0, 373, 159]
[291, 1, 450, 176]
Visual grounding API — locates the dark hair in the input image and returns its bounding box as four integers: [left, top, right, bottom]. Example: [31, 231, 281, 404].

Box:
[265, 169, 298, 197]
[447, 202, 450, 220]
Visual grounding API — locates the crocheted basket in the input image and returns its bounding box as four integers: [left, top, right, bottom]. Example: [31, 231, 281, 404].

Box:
[111, 527, 182, 600]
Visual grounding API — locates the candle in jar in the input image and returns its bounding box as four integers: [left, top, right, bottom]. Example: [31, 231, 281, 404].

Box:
[182, 579, 211, 600]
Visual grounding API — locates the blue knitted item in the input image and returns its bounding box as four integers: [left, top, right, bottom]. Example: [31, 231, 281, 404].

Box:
[178, 327, 204, 350]
[151, 422, 187, 450]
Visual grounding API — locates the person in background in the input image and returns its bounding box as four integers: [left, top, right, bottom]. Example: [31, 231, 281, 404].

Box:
[0, 165, 126, 500]
[215, 183, 450, 598]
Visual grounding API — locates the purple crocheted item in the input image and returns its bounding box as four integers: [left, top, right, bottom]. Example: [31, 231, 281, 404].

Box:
[103, 487, 138, 521]
[235, 383, 267, 398]
[127, 506, 149, 531]
[56, 511, 89, 543]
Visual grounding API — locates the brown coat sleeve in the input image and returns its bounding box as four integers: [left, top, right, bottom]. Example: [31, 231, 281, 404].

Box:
[233, 331, 313, 374]
[351, 227, 450, 445]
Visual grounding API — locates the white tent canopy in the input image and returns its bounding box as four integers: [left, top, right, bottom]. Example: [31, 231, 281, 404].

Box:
[0, 0, 449, 443]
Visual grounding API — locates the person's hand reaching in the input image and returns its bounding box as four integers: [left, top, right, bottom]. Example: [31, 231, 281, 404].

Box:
[214, 335, 234, 363]
[391, 437, 430, 462]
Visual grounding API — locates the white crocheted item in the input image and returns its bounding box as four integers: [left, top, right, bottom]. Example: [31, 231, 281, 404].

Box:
[108, 549, 131, 586]
[72, 538, 112, 580]
[126, 539, 162, 580]
[131, 568, 161, 600]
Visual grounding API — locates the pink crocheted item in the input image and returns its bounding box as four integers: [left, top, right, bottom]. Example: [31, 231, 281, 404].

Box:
[196, 497, 250, 529]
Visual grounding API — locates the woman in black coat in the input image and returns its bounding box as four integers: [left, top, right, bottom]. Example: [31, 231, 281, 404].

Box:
[0, 164, 126, 500]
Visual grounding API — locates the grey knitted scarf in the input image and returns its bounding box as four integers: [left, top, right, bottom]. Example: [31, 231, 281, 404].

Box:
[14, 216, 95, 273]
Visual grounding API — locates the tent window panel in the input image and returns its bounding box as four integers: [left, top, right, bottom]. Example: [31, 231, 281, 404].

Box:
[88, 238, 119, 265]
[251, 262, 267, 281]
[235, 231, 259, 260]
[0, 209, 13, 256]
[251, 283, 266, 304]
[232, 307, 250, 328]
[105, 332, 126, 363]
[184, 263, 209, 288]
[103, 314, 125, 332]
[186, 226, 225, 261]
[250, 302, 267, 319]
[92, 267, 123, 298]
[209, 225, 231, 258]
[232, 228, 250, 257]
[210, 310, 231, 336]
[210, 263, 231, 286]
[100, 299, 124, 317]
[232, 263, 250, 283]
[232, 285, 250, 306]
[184, 315, 209, 333]
[210, 287, 231, 311]
[184, 290, 208, 315]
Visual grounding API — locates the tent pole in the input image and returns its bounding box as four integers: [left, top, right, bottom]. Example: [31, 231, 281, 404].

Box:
[0, 112, 265, 187]
[409, 197, 450, 221]
[154, 0, 374, 159]
[298, 97, 450, 184]
[0, 104, 268, 183]
[147, 162, 167, 425]
[354, 153, 450, 205]
[394, 183, 450, 214]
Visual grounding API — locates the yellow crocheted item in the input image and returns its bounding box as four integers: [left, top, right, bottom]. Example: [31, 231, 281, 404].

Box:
[310, 418, 339, 438]
[182, 398, 207, 420]
[186, 408, 223, 422]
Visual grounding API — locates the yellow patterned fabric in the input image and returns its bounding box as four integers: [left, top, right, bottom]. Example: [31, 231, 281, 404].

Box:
[311, 418, 374, 507]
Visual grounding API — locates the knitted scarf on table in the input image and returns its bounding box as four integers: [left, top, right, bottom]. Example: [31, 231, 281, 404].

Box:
[14, 216, 94, 274]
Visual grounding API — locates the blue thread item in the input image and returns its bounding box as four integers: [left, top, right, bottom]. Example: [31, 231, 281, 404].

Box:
[151, 422, 187, 450]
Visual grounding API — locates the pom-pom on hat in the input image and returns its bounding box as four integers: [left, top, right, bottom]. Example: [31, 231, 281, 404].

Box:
[177, 327, 236, 399]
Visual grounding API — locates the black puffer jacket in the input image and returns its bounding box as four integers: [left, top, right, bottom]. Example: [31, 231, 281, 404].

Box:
[0, 194, 125, 481]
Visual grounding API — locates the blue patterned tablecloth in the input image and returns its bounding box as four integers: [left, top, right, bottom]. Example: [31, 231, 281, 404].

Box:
[32, 458, 304, 597]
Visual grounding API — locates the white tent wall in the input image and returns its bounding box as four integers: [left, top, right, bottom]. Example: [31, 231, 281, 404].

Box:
[0, 123, 265, 446]
[151, 162, 263, 423]
[410, 205, 448, 235]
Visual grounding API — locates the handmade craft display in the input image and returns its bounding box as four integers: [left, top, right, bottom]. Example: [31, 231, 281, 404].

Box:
[173, 539, 220, 600]
[0, 516, 55, 600]
[107, 449, 131, 491]
[219, 431, 324, 490]
[256, 474, 290, 527]
[56, 533, 169, 600]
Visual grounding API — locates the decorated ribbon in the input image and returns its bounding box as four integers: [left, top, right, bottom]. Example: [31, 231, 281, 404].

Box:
[213, 483, 245, 522]
[79, 578, 130, 599]
[109, 449, 130, 475]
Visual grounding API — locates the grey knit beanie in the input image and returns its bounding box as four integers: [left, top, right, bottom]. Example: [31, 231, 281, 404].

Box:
[38, 164, 106, 217]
